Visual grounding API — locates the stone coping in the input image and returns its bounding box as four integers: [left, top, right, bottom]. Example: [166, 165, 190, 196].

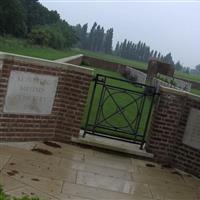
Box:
[0, 52, 93, 75]
[55, 54, 83, 63]
[160, 85, 200, 101]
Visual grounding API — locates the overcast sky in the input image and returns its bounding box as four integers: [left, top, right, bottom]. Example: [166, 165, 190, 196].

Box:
[39, 0, 200, 68]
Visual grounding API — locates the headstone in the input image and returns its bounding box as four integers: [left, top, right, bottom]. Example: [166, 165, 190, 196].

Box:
[4, 71, 58, 115]
[175, 78, 191, 91]
[125, 66, 147, 84]
[183, 108, 200, 150]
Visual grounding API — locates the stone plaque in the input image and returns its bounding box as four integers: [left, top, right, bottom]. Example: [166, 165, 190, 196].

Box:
[183, 108, 200, 150]
[4, 71, 58, 115]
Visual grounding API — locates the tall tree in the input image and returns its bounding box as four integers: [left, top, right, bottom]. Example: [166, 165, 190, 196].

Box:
[150, 50, 154, 59]
[115, 41, 120, 55]
[195, 64, 200, 72]
[80, 23, 88, 49]
[153, 51, 158, 59]
[175, 61, 183, 71]
[163, 53, 174, 65]
[157, 52, 161, 60]
[88, 22, 97, 51]
[103, 28, 113, 54]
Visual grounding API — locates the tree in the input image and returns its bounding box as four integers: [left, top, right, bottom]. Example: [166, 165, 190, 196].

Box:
[28, 22, 77, 49]
[95, 26, 104, 52]
[143, 46, 150, 61]
[157, 52, 161, 60]
[115, 41, 120, 55]
[150, 50, 154, 59]
[184, 67, 190, 74]
[20, 0, 60, 33]
[88, 22, 97, 51]
[153, 51, 158, 59]
[103, 28, 113, 54]
[175, 61, 183, 71]
[81, 23, 88, 49]
[121, 39, 127, 57]
[0, 0, 27, 36]
[163, 53, 174, 65]
[195, 64, 200, 72]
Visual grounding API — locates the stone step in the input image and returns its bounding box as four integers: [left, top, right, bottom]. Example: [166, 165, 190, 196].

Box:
[72, 130, 153, 160]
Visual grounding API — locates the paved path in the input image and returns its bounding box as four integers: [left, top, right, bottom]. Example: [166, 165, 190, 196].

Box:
[0, 141, 199, 200]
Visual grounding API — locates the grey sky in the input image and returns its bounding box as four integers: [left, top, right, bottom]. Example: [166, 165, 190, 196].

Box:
[40, 0, 200, 68]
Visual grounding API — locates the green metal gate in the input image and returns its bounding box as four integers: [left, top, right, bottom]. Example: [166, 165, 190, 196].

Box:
[83, 74, 156, 149]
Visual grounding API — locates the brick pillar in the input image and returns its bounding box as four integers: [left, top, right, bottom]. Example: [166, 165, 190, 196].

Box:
[146, 87, 187, 164]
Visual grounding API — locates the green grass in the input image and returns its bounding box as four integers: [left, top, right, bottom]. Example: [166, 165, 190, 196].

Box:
[81, 66, 153, 140]
[0, 36, 199, 92]
[0, 186, 41, 200]
[191, 88, 200, 96]
[75, 49, 200, 84]
[0, 36, 79, 60]
[174, 71, 200, 83]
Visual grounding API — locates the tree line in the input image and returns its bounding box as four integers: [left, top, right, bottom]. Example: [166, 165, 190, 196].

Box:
[74, 22, 188, 72]
[0, 0, 191, 72]
[74, 23, 113, 54]
[0, 0, 77, 49]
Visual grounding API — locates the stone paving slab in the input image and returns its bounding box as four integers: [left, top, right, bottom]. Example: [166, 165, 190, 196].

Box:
[0, 173, 25, 192]
[0, 141, 199, 200]
[76, 170, 136, 194]
[60, 158, 133, 181]
[0, 154, 11, 170]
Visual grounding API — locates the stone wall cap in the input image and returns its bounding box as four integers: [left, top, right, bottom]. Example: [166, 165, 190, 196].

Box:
[55, 54, 83, 63]
[160, 86, 200, 101]
[0, 52, 93, 75]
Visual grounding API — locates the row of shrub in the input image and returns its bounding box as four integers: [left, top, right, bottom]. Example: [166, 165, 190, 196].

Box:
[0, 0, 77, 50]
[28, 22, 77, 49]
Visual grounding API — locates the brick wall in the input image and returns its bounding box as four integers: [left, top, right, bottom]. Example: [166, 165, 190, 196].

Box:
[147, 86, 200, 177]
[57, 54, 199, 90]
[0, 53, 92, 142]
[82, 56, 147, 73]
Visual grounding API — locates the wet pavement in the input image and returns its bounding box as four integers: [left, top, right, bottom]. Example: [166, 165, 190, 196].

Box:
[0, 141, 200, 200]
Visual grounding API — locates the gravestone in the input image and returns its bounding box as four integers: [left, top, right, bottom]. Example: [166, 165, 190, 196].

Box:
[123, 66, 147, 84]
[4, 71, 58, 115]
[183, 108, 200, 150]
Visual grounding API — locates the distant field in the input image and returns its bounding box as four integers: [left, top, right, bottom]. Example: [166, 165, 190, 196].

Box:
[0, 36, 199, 85]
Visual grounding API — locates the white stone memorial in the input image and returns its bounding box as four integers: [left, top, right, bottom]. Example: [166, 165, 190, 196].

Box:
[4, 71, 58, 115]
[183, 108, 200, 150]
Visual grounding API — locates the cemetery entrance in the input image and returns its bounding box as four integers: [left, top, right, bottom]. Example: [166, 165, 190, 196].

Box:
[83, 74, 156, 148]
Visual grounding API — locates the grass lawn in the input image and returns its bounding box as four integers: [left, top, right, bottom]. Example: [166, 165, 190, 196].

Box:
[81, 66, 154, 141]
[191, 88, 200, 96]
[0, 36, 79, 60]
[76, 49, 200, 84]
[0, 36, 199, 95]
[174, 71, 200, 83]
